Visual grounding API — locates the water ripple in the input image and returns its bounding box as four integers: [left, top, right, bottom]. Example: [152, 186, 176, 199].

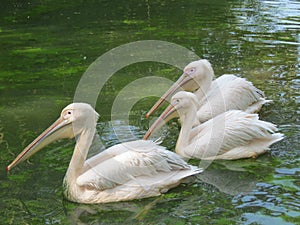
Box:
[233, 181, 300, 220]
[233, 0, 300, 45]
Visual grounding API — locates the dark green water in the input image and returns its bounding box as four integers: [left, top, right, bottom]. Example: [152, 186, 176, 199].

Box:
[0, 0, 299, 224]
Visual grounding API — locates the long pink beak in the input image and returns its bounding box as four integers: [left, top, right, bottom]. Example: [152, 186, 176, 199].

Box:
[6, 117, 72, 171]
[143, 104, 177, 140]
[145, 73, 193, 118]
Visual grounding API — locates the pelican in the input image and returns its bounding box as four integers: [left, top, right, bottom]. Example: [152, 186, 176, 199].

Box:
[7, 103, 202, 204]
[145, 91, 283, 160]
[146, 59, 270, 124]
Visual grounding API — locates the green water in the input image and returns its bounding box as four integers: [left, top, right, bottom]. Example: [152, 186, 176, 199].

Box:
[0, 0, 299, 224]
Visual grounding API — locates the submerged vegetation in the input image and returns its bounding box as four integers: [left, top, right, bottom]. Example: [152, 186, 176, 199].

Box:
[0, 0, 299, 224]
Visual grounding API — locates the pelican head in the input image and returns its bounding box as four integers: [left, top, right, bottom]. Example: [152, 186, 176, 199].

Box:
[181, 59, 214, 91]
[6, 103, 98, 171]
[143, 91, 199, 140]
[169, 91, 200, 115]
[145, 59, 214, 118]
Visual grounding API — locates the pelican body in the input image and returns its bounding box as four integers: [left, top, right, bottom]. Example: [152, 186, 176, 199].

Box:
[7, 103, 202, 204]
[146, 59, 270, 125]
[146, 92, 283, 160]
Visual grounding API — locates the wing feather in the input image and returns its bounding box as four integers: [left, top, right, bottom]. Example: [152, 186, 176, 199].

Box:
[197, 74, 268, 122]
[185, 110, 279, 158]
[77, 140, 197, 191]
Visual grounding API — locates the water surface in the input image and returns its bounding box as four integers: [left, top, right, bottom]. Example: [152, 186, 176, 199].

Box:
[0, 0, 299, 224]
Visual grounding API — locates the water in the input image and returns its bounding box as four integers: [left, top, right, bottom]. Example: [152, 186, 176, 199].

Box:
[0, 0, 299, 224]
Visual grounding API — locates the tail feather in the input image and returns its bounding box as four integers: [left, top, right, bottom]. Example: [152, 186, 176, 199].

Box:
[202, 132, 284, 161]
[269, 133, 284, 145]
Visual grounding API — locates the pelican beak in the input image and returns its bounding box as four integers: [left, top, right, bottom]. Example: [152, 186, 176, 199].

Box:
[143, 104, 178, 140]
[6, 117, 73, 171]
[145, 73, 195, 118]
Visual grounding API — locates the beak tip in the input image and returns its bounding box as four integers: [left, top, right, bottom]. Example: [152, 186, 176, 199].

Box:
[145, 114, 149, 119]
[6, 165, 10, 172]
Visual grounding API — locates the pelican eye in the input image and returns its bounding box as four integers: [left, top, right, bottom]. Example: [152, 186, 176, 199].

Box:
[63, 110, 73, 120]
[173, 99, 180, 104]
[186, 67, 196, 75]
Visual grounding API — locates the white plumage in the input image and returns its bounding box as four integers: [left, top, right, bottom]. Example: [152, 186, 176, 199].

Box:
[145, 59, 270, 127]
[7, 103, 202, 204]
[148, 91, 283, 160]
